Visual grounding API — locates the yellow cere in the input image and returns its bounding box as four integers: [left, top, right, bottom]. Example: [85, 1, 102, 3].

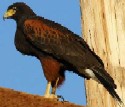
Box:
[4, 9, 16, 18]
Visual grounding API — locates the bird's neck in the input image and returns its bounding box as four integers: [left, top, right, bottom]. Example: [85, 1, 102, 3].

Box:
[15, 15, 36, 24]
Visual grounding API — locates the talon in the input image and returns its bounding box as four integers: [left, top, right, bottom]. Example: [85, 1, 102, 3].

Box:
[57, 95, 65, 101]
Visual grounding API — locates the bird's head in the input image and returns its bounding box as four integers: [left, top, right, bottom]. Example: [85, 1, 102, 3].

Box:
[3, 2, 36, 21]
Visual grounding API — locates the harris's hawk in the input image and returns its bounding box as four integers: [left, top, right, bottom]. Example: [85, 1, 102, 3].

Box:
[3, 2, 122, 103]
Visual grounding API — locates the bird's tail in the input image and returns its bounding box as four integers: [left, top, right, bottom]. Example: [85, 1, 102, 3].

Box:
[91, 66, 123, 104]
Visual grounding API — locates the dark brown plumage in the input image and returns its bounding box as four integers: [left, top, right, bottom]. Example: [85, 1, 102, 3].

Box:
[3, 2, 122, 103]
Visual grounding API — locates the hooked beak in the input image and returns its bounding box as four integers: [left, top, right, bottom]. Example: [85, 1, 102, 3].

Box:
[3, 9, 16, 20]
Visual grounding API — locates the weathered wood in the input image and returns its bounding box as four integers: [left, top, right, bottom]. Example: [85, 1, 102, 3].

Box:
[80, 0, 125, 107]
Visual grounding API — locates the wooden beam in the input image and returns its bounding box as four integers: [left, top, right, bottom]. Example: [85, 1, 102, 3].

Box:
[0, 87, 84, 107]
[80, 0, 125, 107]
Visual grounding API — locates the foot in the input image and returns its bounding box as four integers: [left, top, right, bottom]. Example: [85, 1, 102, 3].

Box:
[43, 94, 65, 101]
[44, 94, 58, 99]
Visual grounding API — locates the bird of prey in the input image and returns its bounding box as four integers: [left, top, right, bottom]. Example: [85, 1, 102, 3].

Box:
[3, 2, 122, 103]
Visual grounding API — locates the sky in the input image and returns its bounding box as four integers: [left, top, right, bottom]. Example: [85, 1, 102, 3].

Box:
[0, 0, 86, 105]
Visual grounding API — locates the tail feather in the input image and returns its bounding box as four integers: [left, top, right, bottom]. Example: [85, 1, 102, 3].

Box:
[91, 67, 123, 104]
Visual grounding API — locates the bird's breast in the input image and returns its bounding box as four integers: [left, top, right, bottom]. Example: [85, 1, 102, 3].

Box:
[15, 29, 38, 56]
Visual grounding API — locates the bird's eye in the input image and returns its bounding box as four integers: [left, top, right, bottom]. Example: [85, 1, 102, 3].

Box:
[13, 7, 17, 10]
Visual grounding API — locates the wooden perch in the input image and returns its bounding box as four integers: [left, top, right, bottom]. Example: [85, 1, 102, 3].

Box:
[0, 87, 84, 107]
[80, 0, 125, 107]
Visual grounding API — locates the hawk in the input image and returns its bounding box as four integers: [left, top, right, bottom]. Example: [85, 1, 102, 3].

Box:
[3, 2, 122, 103]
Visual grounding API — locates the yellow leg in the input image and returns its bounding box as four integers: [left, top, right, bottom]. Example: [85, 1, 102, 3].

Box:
[51, 77, 64, 101]
[44, 81, 58, 99]
[44, 81, 51, 98]
[51, 77, 59, 95]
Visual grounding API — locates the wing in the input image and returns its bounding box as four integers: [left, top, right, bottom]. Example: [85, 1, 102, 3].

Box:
[23, 17, 102, 69]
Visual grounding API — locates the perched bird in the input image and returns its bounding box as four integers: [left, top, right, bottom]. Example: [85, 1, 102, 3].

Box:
[3, 2, 122, 103]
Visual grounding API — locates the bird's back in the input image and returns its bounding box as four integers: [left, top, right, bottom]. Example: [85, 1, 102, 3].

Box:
[20, 16, 104, 69]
